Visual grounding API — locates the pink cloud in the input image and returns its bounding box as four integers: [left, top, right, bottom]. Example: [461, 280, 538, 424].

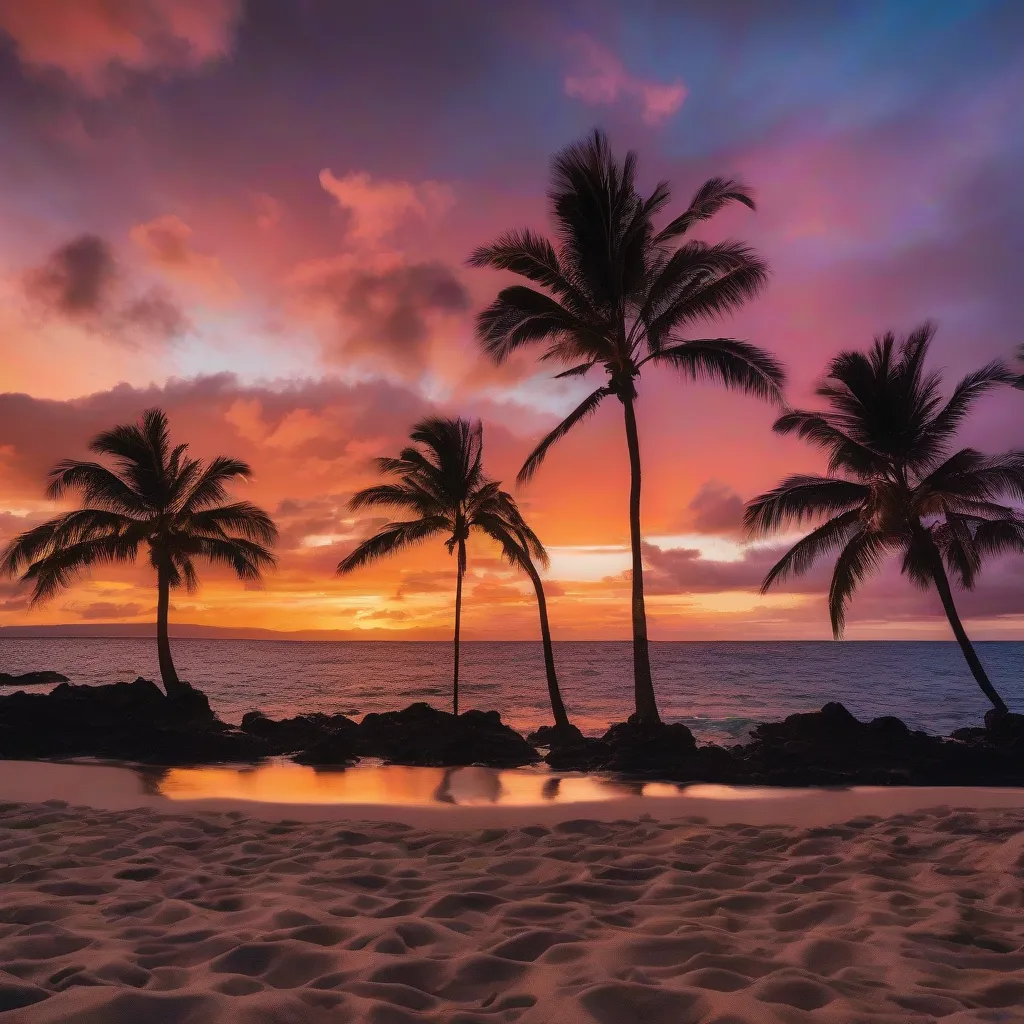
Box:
[0, 0, 242, 94]
[318, 170, 455, 244]
[130, 214, 239, 303]
[564, 35, 687, 125]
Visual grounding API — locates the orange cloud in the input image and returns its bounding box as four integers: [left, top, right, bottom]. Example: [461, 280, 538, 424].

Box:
[318, 170, 454, 244]
[252, 193, 283, 231]
[130, 215, 239, 303]
[564, 35, 687, 125]
[0, 0, 242, 94]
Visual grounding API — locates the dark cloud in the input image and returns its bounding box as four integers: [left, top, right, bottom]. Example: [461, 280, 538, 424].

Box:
[304, 260, 470, 370]
[395, 569, 455, 598]
[119, 288, 191, 339]
[23, 234, 116, 316]
[677, 480, 746, 535]
[360, 608, 410, 621]
[20, 233, 188, 346]
[642, 538, 1024, 632]
[641, 542, 816, 595]
[74, 600, 146, 620]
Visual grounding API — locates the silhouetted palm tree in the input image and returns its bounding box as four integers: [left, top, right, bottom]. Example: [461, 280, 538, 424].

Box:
[337, 417, 571, 726]
[2, 408, 277, 699]
[746, 323, 1022, 715]
[493, 523, 571, 734]
[469, 129, 785, 724]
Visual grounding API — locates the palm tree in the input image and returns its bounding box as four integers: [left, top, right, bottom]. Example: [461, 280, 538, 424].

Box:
[1, 408, 277, 700]
[745, 323, 1022, 715]
[493, 523, 572, 736]
[469, 129, 785, 724]
[337, 416, 571, 728]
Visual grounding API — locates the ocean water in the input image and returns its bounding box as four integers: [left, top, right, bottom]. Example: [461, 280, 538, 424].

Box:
[1, 638, 1021, 744]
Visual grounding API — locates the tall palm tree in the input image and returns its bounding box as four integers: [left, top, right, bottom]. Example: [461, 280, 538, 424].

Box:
[469, 129, 785, 724]
[745, 323, 1022, 715]
[2, 408, 277, 699]
[337, 416, 571, 726]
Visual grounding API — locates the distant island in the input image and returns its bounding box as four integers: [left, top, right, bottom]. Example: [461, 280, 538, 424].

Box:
[0, 623, 459, 641]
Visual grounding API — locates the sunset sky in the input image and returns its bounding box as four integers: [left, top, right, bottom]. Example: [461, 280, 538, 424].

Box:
[1, 0, 1022, 641]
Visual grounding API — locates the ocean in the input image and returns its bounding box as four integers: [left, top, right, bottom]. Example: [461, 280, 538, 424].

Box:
[1, 637, 1021, 744]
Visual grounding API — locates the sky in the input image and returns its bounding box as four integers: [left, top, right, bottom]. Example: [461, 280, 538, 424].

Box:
[0, 0, 1023, 641]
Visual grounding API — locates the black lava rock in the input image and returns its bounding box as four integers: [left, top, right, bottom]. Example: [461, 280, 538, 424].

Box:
[985, 710, 1024, 753]
[736, 702, 1024, 786]
[526, 723, 586, 747]
[0, 678, 268, 765]
[293, 731, 360, 767]
[600, 719, 698, 775]
[241, 710, 358, 754]
[544, 737, 613, 772]
[0, 671, 69, 687]
[350, 702, 540, 768]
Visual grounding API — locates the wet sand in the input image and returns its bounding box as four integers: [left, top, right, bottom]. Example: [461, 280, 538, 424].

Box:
[0, 764, 1022, 1021]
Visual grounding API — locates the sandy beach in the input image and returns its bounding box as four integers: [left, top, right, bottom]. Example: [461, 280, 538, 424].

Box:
[1, 798, 1022, 1023]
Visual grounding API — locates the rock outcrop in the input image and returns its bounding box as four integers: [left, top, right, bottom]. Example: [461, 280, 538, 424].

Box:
[0, 671, 69, 686]
[353, 703, 541, 768]
[0, 679, 268, 765]
[546, 702, 1024, 786]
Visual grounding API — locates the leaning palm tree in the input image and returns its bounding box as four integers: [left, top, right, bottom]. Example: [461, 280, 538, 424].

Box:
[338, 416, 571, 728]
[1, 408, 277, 700]
[469, 129, 785, 724]
[745, 323, 1022, 715]
[492, 523, 572, 736]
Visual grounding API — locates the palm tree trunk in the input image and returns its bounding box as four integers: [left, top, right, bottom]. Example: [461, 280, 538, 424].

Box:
[452, 540, 465, 716]
[156, 564, 186, 699]
[923, 531, 1009, 714]
[525, 561, 570, 730]
[621, 393, 660, 724]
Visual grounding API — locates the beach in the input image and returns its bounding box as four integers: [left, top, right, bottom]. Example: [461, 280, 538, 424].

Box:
[1, 794, 1022, 1022]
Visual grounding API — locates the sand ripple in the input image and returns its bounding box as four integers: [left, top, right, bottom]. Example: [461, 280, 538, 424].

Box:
[0, 801, 1022, 1022]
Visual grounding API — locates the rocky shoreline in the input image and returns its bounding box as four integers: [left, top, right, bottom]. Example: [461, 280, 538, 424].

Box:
[0, 677, 1022, 786]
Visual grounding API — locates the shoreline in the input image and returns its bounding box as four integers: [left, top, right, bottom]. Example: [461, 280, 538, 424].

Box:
[3, 758, 1024, 827]
[1, 798, 1021, 1022]
[4, 678, 1024, 787]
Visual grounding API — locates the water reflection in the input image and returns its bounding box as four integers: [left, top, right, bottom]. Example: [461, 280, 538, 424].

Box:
[154, 762, 685, 807]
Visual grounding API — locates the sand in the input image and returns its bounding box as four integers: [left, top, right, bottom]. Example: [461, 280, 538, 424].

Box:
[0, 800, 1022, 1023]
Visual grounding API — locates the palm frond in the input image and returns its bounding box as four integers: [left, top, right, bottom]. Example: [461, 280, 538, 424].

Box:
[650, 337, 786, 404]
[744, 475, 869, 535]
[759, 509, 863, 592]
[772, 410, 883, 477]
[2, 510, 143, 578]
[654, 177, 756, 244]
[640, 243, 769, 350]
[181, 456, 253, 512]
[187, 535, 276, 582]
[348, 483, 438, 517]
[554, 361, 597, 379]
[466, 229, 591, 316]
[336, 517, 448, 575]
[517, 386, 610, 485]
[931, 514, 981, 589]
[922, 448, 1024, 503]
[475, 286, 600, 365]
[183, 502, 279, 545]
[21, 534, 143, 604]
[917, 360, 1016, 464]
[45, 460, 149, 515]
[828, 532, 886, 637]
[971, 519, 1024, 557]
